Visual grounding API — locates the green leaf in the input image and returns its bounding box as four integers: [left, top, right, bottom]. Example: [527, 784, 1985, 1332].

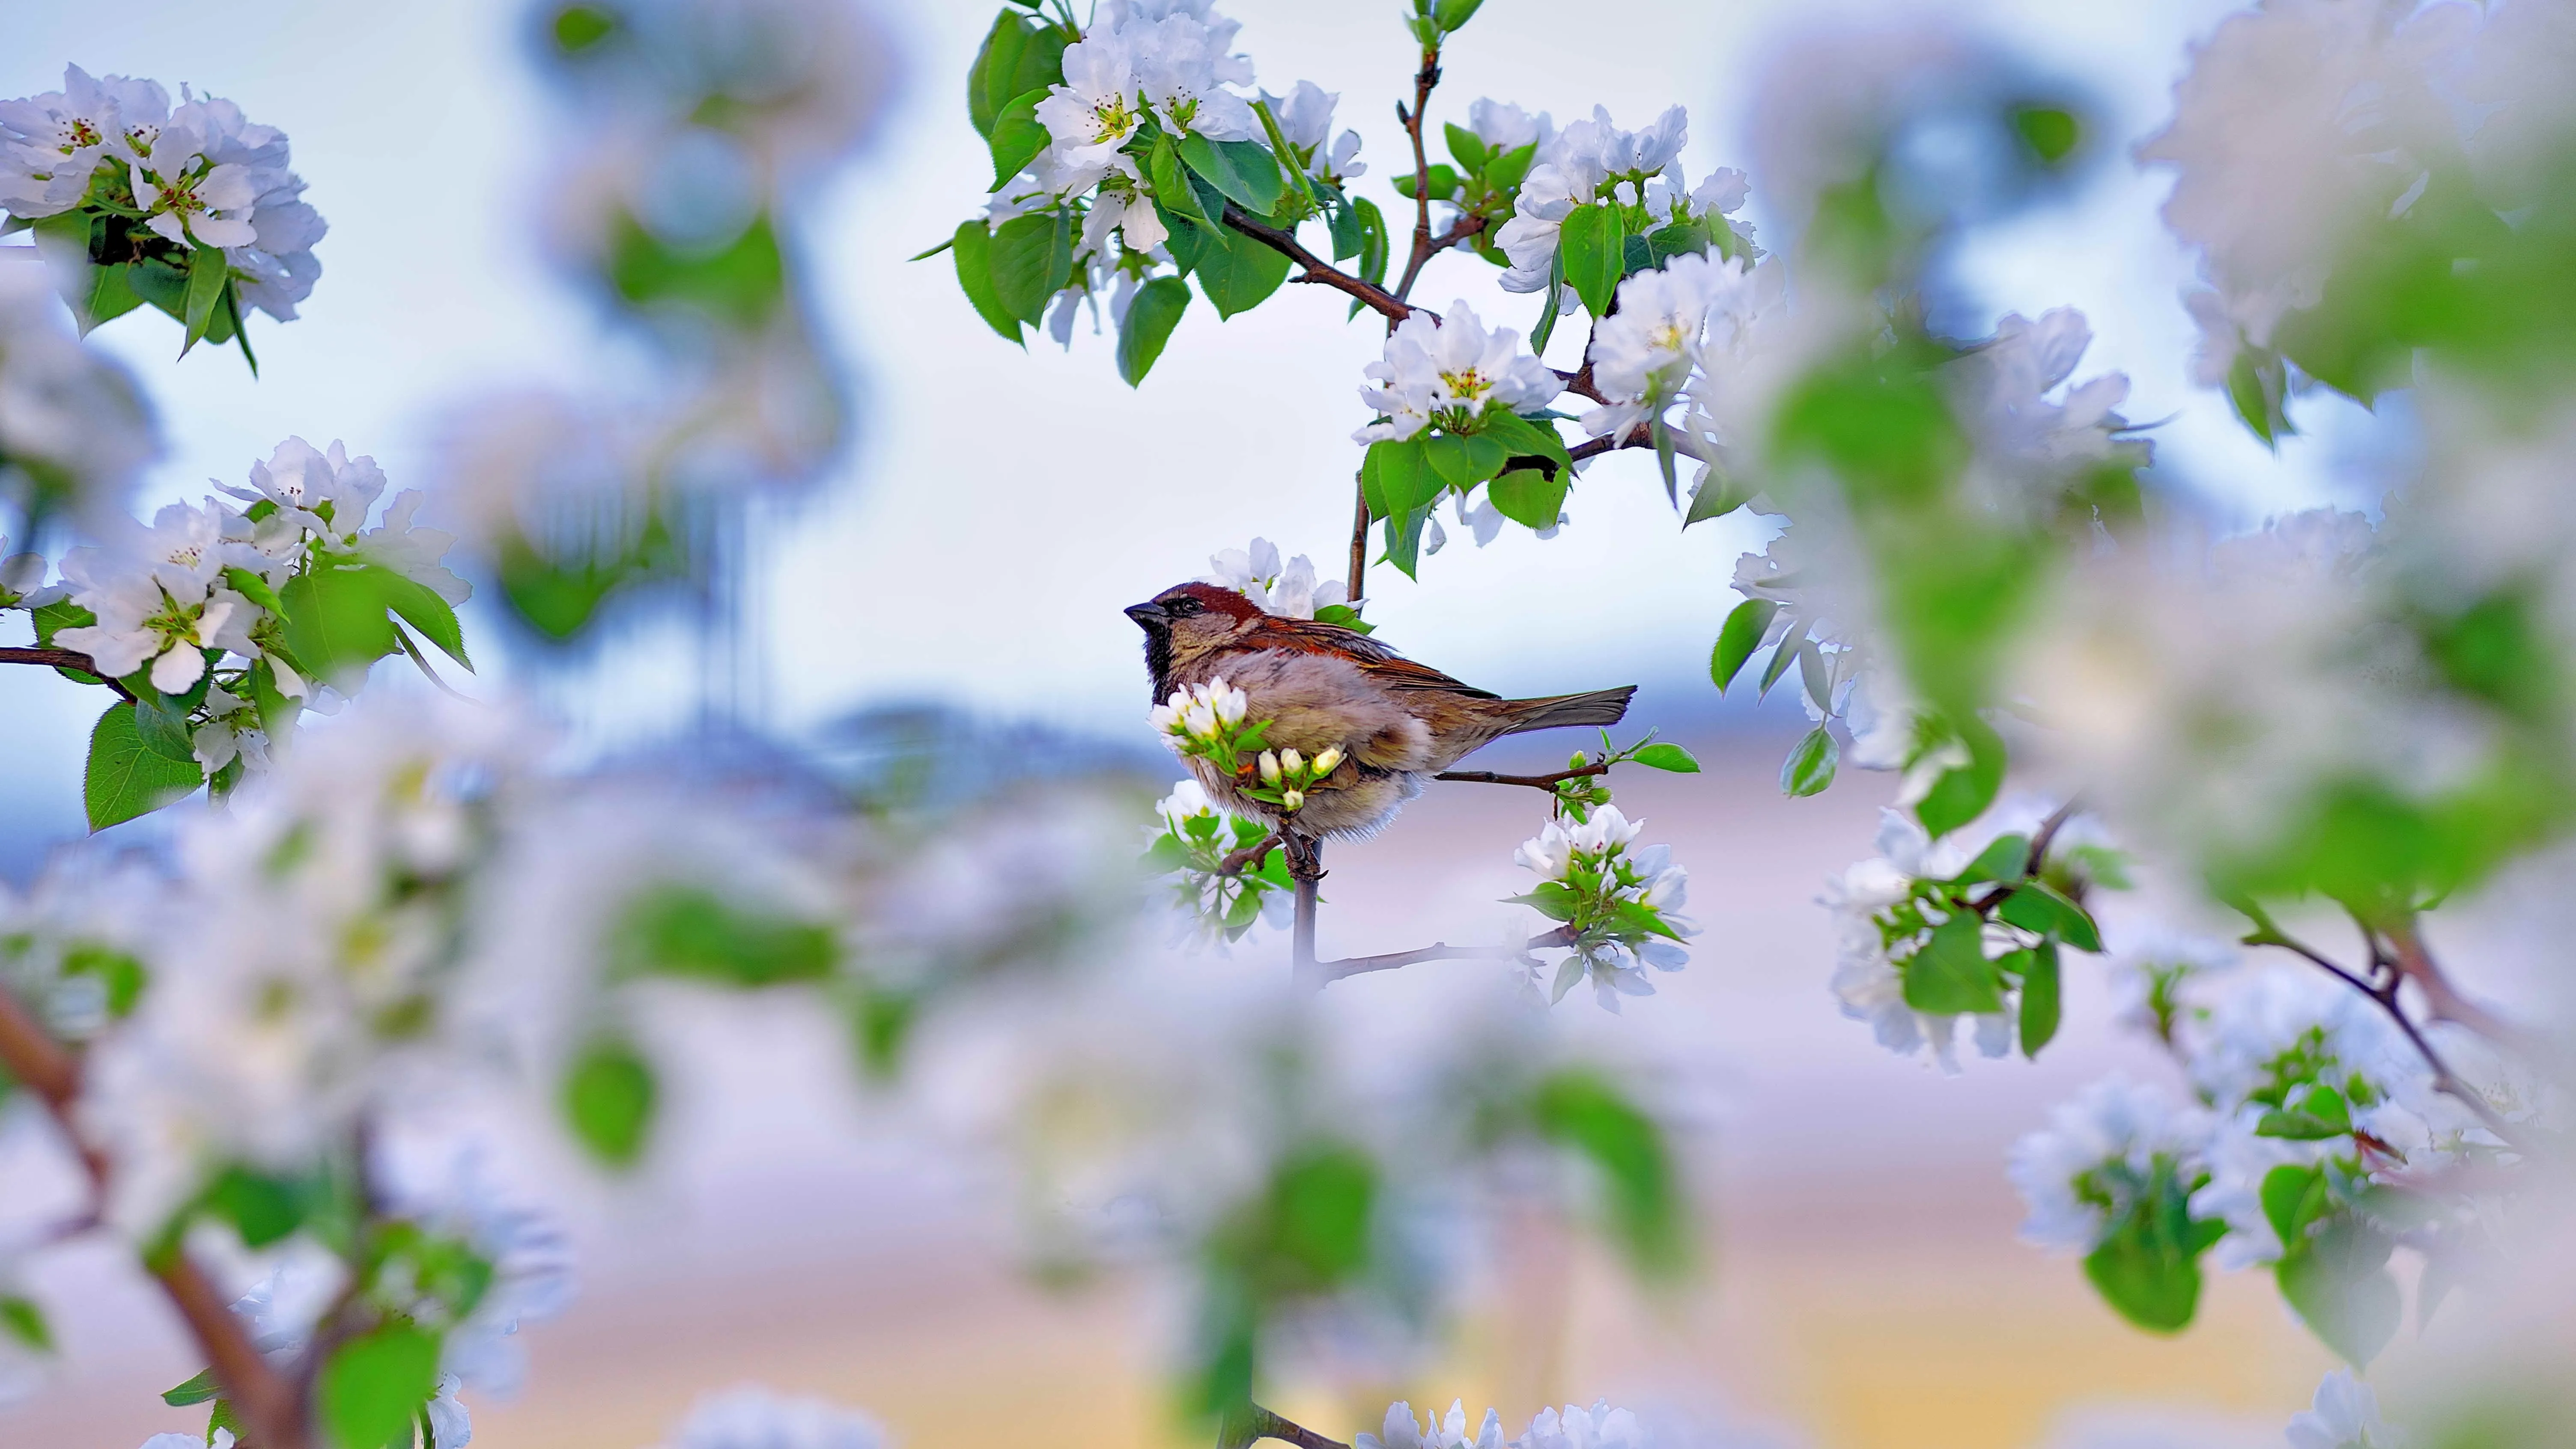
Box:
[1758, 613, 1810, 698]
[1628, 742, 1700, 773]
[2278, 1219, 2401, 1367]
[373, 567, 471, 670]
[1532, 1069, 1688, 1278]
[1196, 218, 1292, 316]
[1683, 468, 1752, 528]
[1711, 598, 1778, 692]
[1479, 408, 1572, 472]
[127, 253, 190, 323]
[129, 680, 200, 763]
[969, 10, 1065, 140]
[1433, 0, 1485, 29]
[2262, 1163, 2331, 1248]
[1363, 437, 1439, 518]
[1485, 464, 1567, 530]
[1961, 833, 2030, 884]
[1382, 504, 1432, 580]
[1779, 726, 1838, 797]
[84, 259, 144, 329]
[1328, 195, 1364, 261]
[1178, 134, 1285, 215]
[181, 244, 229, 355]
[1903, 912, 2003, 1014]
[2012, 104, 2083, 164]
[319, 1322, 441, 1449]
[1443, 122, 1489, 174]
[2018, 940, 2060, 1057]
[607, 210, 785, 328]
[987, 87, 1052, 188]
[1425, 430, 1509, 491]
[0, 1296, 53, 1355]
[611, 886, 837, 987]
[282, 564, 400, 688]
[1995, 879, 2102, 952]
[1311, 603, 1374, 635]
[2258, 1084, 2356, 1141]
[950, 220, 1024, 343]
[162, 1368, 220, 1407]
[1149, 133, 1206, 227]
[1353, 197, 1390, 290]
[1264, 1145, 1377, 1286]
[1913, 715, 2007, 839]
[84, 703, 202, 832]
[1558, 203, 1627, 316]
[1117, 275, 1192, 385]
[200, 1166, 310, 1248]
[1485, 141, 1537, 194]
[988, 211, 1072, 325]
[1646, 218, 1713, 266]
[2084, 1177, 2209, 1334]
[2224, 346, 2295, 449]
[221, 565, 289, 622]
[563, 1038, 657, 1169]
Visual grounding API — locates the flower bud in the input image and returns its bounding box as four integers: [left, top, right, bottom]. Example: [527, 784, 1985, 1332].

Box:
[1281, 788, 1305, 811]
[1258, 751, 1282, 784]
[1280, 747, 1305, 775]
[1311, 746, 1343, 776]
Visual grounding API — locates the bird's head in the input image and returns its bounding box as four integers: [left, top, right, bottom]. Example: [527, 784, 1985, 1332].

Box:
[1126, 581, 1265, 699]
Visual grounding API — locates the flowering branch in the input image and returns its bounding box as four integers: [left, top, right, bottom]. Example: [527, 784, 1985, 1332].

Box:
[0, 985, 310, 1449]
[2236, 915, 2524, 1145]
[1219, 203, 1417, 324]
[0, 645, 135, 701]
[1392, 43, 1444, 304]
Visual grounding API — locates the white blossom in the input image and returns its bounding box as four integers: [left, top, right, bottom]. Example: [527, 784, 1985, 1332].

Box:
[2286, 1368, 2403, 1449]
[1037, 30, 1148, 170]
[219, 435, 387, 544]
[1151, 677, 1250, 749]
[1204, 537, 1347, 618]
[1354, 301, 1562, 443]
[1515, 805, 1696, 1010]
[55, 500, 252, 692]
[1581, 252, 1764, 442]
[1495, 105, 1689, 294]
[1520, 1400, 1651, 1449]
[1947, 308, 2148, 502]
[1468, 99, 1553, 156]
[358, 489, 473, 605]
[0, 66, 168, 218]
[2009, 1075, 2212, 1254]
[0, 263, 156, 525]
[661, 1385, 885, 1449]
[1263, 80, 1363, 182]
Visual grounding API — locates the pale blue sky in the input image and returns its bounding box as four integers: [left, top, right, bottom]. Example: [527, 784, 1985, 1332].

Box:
[0, 0, 2386, 857]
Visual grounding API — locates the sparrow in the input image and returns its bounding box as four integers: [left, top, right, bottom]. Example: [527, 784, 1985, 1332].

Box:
[1125, 581, 1635, 842]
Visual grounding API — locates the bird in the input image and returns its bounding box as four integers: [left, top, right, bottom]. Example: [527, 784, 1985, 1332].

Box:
[1125, 580, 1635, 845]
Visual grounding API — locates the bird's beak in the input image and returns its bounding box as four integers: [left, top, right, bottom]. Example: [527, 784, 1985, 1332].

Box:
[1124, 601, 1170, 629]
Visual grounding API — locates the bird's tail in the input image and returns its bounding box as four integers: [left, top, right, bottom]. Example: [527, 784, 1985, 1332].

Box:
[1492, 686, 1637, 736]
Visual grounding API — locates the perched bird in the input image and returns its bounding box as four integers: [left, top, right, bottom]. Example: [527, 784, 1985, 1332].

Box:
[1126, 580, 1635, 842]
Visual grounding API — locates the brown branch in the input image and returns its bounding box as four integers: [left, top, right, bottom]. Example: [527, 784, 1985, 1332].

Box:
[1347, 469, 1371, 606]
[2239, 926, 2527, 1148]
[1219, 203, 1416, 325]
[0, 986, 310, 1449]
[1554, 361, 1608, 406]
[1216, 832, 1279, 877]
[1433, 762, 1610, 792]
[1309, 925, 1580, 988]
[1392, 45, 1444, 305]
[0, 645, 135, 701]
[2379, 915, 2525, 1046]
[1222, 1403, 1353, 1449]
[2027, 797, 2084, 868]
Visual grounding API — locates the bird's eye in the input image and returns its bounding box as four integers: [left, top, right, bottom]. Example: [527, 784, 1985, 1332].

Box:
[1167, 596, 1201, 615]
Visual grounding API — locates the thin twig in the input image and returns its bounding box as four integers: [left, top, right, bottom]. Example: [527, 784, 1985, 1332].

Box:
[0, 985, 310, 1449]
[1308, 925, 1580, 987]
[1216, 832, 1280, 877]
[2379, 915, 2525, 1046]
[1219, 203, 1416, 324]
[1392, 45, 1444, 305]
[0, 645, 136, 702]
[1433, 762, 1611, 792]
[1347, 471, 1371, 606]
[2027, 796, 2084, 867]
[1554, 361, 1608, 406]
[2240, 925, 2528, 1148]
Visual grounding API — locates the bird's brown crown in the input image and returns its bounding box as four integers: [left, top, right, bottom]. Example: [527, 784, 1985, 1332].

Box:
[1150, 580, 1266, 620]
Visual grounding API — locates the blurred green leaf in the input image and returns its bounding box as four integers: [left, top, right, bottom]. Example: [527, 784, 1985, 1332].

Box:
[2082, 1159, 2217, 1333]
[320, 1323, 441, 1449]
[1995, 879, 2102, 953]
[199, 1165, 311, 1249]
[607, 210, 785, 328]
[612, 886, 837, 988]
[1913, 716, 2006, 839]
[2010, 105, 2082, 164]
[0, 1296, 52, 1355]
[1533, 1070, 1688, 1279]
[2018, 940, 2060, 1058]
[1902, 912, 2001, 1015]
[563, 1038, 657, 1169]
[2278, 1218, 2401, 1367]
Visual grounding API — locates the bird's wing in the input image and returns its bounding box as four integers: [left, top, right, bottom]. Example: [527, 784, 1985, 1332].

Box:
[1239, 615, 1501, 700]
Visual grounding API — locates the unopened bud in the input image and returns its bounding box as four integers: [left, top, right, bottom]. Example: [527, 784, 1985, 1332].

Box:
[1258, 750, 1282, 784]
[1280, 747, 1305, 775]
[1311, 746, 1343, 776]
[1281, 788, 1305, 811]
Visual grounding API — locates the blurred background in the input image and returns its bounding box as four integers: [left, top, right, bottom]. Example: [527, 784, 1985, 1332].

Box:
[1, 0, 2391, 1444]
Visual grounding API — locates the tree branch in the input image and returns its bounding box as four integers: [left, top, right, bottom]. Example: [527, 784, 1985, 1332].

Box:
[1217, 832, 1280, 877]
[0, 645, 134, 702]
[1347, 468, 1372, 606]
[1219, 203, 1416, 325]
[1307, 925, 1580, 988]
[1392, 45, 1444, 304]
[2240, 926, 2527, 1148]
[1433, 762, 1610, 792]
[0, 985, 310, 1449]
[2378, 915, 2526, 1046]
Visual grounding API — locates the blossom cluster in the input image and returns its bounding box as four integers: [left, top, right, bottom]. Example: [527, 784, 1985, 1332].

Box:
[0, 261, 156, 531]
[1358, 1398, 1648, 1449]
[1202, 535, 1355, 625]
[0, 65, 327, 355]
[1142, 778, 1289, 943]
[1512, 802, 1695, 1011]
[10, 435, 470, 806]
